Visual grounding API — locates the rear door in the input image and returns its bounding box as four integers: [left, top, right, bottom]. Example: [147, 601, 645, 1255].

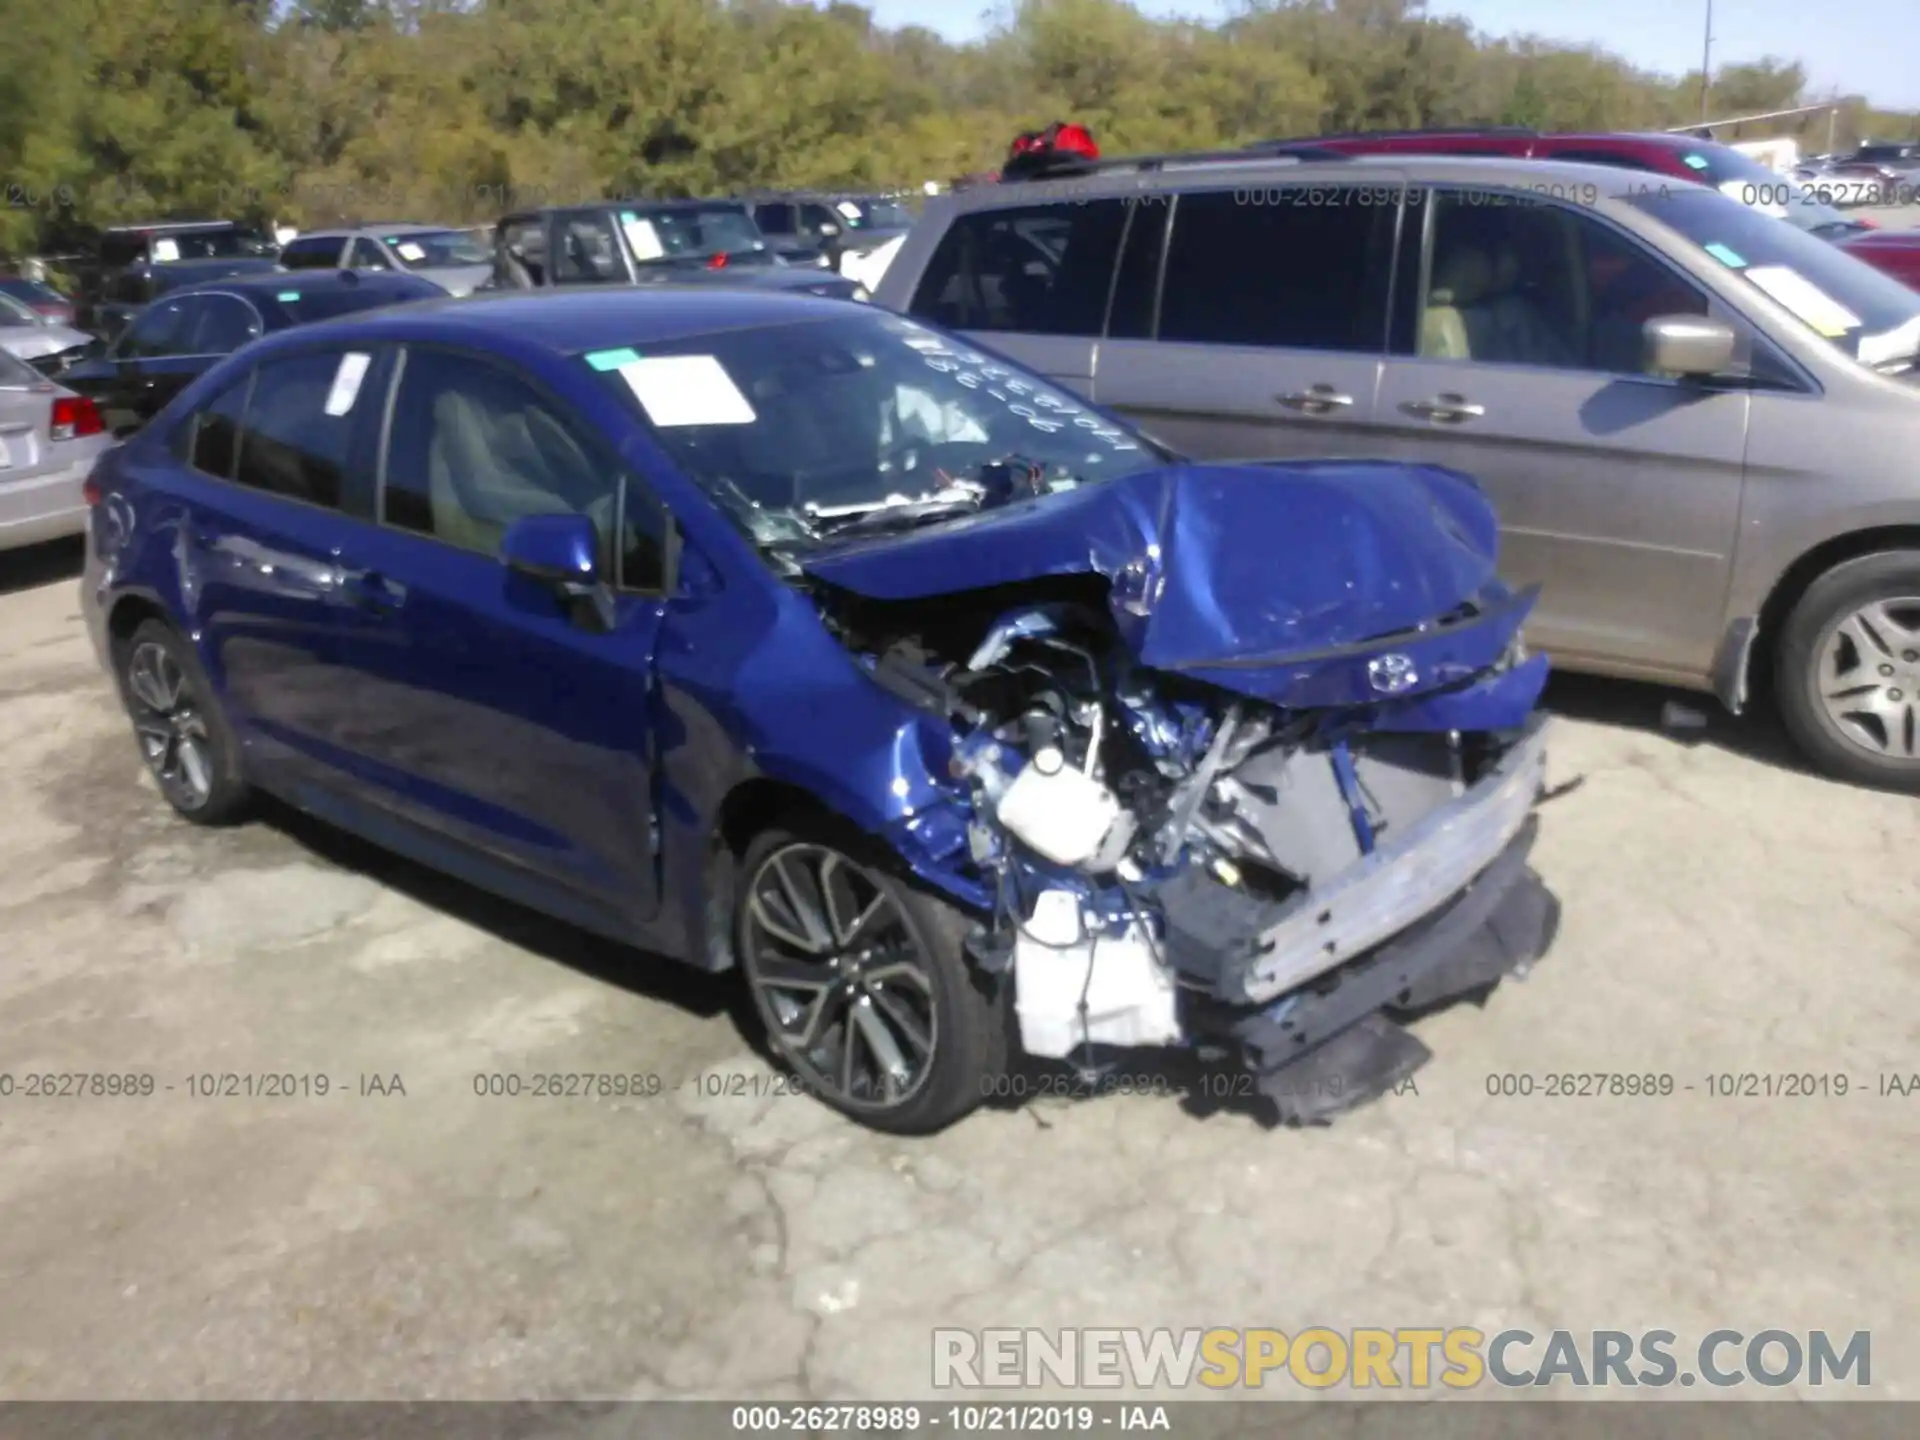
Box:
[1093, 182, 1404, 459]
[1368, 186, 1751, 677]
[899, 195, 1135, 395]
[166, 344, 396, 777]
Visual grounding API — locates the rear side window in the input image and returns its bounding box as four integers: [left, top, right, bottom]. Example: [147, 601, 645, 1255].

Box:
[908, 199, 1130, 337]
[186, 295, 263, 354]
[1157, 188, 1398, 352]
[189, 375, 251, 479]
[279, 237, 343, 270]
[231, 351, 363, 508]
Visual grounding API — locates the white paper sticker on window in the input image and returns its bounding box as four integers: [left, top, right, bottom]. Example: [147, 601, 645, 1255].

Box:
[395, 242, 427, 262]
[324, 352, 372, 416]
[622, 218, 664, 261]
[618, 355, 756, 427]
[152, 238, 180, 262]
[835, 200, 862, 221]
[1743, 265, 1862, 338]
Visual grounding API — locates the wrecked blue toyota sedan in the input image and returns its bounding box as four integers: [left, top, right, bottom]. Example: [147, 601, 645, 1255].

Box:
[81, 289, 1557, 1134]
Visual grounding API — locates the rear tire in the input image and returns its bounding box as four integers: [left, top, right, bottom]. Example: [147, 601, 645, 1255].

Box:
[115, 619, 252, 825]
[1774, 551, 1920, 792]
[735, 817, 1008, 1135]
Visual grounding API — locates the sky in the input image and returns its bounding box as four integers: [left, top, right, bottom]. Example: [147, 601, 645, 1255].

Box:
[859, 0, 1920, 113]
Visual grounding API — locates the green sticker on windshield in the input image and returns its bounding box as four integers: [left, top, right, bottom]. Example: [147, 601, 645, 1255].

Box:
[585, 347, 642, 371]
[1683, 154, 1710, 170]
[1703, 242, 1746, 268]
[618, 210, 639, 223]
[276, 290, 301, 302]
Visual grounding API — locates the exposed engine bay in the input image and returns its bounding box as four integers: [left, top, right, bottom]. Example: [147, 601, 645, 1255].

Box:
[814, 567, 1559, 1125]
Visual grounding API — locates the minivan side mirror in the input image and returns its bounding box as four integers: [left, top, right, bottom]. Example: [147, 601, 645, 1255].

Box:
[1644, 315, 1737, 377]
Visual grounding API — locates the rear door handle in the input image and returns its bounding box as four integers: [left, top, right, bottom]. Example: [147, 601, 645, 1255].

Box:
[1276, 385, 1355, 414]
[1401, 393, 1485, 423]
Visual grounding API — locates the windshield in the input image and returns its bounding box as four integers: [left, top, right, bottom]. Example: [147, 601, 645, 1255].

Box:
[383, 229, 490, 268]
[149, 228, 275, 261]
[1628, 187, 1920, 370]
[584, 311, 1168, 548]
[624, 206, 768, 262]
[1676, 143, 1859, 235]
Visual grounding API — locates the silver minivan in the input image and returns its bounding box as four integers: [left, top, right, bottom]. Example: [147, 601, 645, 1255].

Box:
[875, 152, 1920, 790]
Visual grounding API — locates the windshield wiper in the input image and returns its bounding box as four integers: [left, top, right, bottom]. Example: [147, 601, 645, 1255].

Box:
[812, 495, 986, 539]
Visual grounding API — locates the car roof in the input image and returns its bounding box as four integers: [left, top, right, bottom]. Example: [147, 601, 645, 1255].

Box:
[162, 271, 445, 313]
[284, 287, 860, 355]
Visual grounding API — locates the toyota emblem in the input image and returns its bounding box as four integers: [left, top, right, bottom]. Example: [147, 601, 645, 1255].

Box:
[1367, 653, 1419, 695]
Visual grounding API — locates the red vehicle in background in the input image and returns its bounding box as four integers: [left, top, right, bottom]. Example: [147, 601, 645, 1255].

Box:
[1259, 128, 1920, 291]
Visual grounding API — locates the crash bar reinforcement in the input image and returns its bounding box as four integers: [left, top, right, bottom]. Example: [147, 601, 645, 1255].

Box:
[1162, 713, 1551, 1007]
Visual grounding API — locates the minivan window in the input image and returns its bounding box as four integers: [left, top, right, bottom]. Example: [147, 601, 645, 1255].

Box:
[1157, 187, 1397, 352]
[1419, 190, 1710, 374]
[907, 198, 1131, 337]
[233, 351, 361, 508]
[1626, 187, 1920, 369]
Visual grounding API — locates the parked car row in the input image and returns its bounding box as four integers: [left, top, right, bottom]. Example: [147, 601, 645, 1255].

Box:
[13, 134, 1920, 1140]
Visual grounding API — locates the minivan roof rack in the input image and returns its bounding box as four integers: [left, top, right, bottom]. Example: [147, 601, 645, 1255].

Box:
[1249, 126, 1541, 147]
[1008, 143, 1351, 181]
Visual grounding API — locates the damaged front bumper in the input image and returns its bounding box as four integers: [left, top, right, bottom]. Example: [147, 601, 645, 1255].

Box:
[1157, 712, 1551, 1006]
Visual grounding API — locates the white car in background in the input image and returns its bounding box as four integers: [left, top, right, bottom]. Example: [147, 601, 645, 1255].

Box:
[0, 347, 114, 552]
[0, 291, 93, 366]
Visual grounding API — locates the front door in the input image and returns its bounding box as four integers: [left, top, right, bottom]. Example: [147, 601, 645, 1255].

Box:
[1369, 186, 1751, 679]
[327, 344, 669, 919]
[1093, 183, 1402, 460]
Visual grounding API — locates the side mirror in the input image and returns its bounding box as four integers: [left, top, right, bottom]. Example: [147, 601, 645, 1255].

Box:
[1643, 315, 1737, 377]
[817, 222, 841, 238]
[501, 513, 598, 585]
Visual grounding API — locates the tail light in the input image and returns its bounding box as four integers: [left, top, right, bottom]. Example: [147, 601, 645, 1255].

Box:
[707, 251, 729, 270]
[51, 394, 104, 443]
[81, 472, 103, 507]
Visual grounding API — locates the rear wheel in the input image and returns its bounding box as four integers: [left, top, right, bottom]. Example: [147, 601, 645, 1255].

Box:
[1775, 551, 1920, 792]
[735, 821, 1007, 1135]
[117, 619, 251, 824]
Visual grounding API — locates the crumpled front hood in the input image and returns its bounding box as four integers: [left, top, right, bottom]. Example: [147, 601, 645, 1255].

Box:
[803, 460, 1537, 709]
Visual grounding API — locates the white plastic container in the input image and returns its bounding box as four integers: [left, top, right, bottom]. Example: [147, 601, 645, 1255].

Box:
[1014, 890, 1182, 1060]
[993, 748, 1121, 867]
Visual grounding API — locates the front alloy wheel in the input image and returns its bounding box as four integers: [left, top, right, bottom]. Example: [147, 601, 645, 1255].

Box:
[1814, 597, 1920, 761]
[735, 826, 1006, 1134]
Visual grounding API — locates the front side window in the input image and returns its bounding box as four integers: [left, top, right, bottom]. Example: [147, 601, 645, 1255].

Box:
[1626, 186, 1920, 372]
[279, 237, 344, 271]
[755, 203, 796, 234]
[382, 349, 619, 563]
[117, 299, 192, 359]
[1157, 187, 1398, 352]
[186, 295, 264, 355]
[232, 351, 363, 508]
[1417, 189, 1711, 375]
[349, 238, 392, 272]
[907, 198, 1130, 337]
[583, 309, 1167, 551]
[553, 214, 625, 284]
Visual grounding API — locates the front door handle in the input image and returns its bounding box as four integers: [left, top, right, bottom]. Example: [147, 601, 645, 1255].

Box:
[1401, 393, 1485, 423]
[1276, 385, 1355, 414]
[337, 568, 404, 611]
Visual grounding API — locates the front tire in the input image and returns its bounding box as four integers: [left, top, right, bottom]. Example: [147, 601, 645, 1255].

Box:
[1775, 551, 1920, 792]
[735, 820, 1007, 1135]
[116, 619, 251, 824]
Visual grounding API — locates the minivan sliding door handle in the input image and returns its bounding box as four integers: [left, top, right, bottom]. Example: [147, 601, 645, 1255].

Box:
[1275, 385, 1355, 414]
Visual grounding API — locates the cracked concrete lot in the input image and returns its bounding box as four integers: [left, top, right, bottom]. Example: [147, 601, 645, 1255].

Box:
[0, 540, 1915, 1403]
